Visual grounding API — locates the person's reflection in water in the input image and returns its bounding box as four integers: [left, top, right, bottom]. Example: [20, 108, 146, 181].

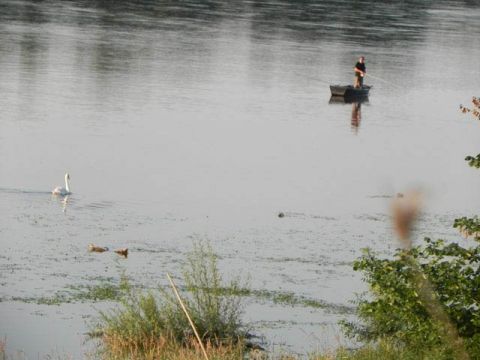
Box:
[351, 102, 362, 134]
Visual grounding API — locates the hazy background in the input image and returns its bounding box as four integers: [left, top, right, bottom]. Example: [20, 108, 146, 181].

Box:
[1, 0, 479, 357]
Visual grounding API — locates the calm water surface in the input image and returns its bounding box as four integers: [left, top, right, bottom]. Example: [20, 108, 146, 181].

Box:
[1, 0, 480, 357]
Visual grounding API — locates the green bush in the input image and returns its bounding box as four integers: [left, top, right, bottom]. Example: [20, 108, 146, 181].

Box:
[341, 97, 480, 359]
[344, 236, 480, 357]
[94, 241, 248, 358]
[182, 241, 247, 343]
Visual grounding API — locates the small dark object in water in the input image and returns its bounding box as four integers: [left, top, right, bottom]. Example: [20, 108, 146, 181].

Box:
[397, 193, 404, 198]
[278, 212, 285, 218]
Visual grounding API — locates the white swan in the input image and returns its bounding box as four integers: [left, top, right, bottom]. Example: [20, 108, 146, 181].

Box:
[52, 173, 71, 196]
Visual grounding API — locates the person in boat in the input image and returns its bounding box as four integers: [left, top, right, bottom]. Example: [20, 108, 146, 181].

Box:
[354, 56, 366, 88]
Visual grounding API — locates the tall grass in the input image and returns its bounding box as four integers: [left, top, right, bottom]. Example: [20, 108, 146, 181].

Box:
[182, 241, 246, 343]
[311, 339, 455, 360]
[100, 336, 246, 360]
[94, 241, 248, 359]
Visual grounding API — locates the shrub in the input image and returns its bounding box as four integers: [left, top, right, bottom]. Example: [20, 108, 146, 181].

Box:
[94, 241, 248, 359]
[181, 241, 247, 343]
[344, 238, 480, 357]
[341, 98, 480, 359]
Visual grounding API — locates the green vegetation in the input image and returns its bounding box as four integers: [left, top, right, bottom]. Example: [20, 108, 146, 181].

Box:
[6, 275, 342, 312]
[93, 241, 249, 359]
[67, 275, 131, 302]
[212, 287, 353, 313]
[338, 98, 480, 359]
[464, 155, 480, 169]
[311, 339, 455, 360]
[454, 216, 480, 239]
[461, 97, 480, 168]
[7, 276, 131, 305]
[343, 238, 480, 358]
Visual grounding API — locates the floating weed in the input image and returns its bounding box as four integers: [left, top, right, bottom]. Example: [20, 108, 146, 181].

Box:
[270, 291, 296, 305]
[260, 256, 326, 265]
[210, 287, 354, 314]
[10, 295, 68, 306]
[65, 283, 122, 302]
[7, 277, 131, 305]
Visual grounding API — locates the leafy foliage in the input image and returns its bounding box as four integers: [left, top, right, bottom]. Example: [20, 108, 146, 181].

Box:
[454, 217, 480, 239]
[346, 237, 480, 355]
[464, 155, 480, 169]
[461, 97, 480, 168]
[94, 241, 248, 358]
[180, 241, 247, 343]
[344, 233, 480, 359]
[342, 98, 480, 359]
[348, 238, 480, 344]
[460, 97, 480, 120]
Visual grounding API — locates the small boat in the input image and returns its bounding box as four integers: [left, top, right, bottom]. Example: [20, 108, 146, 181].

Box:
[330, 85, 371, 98]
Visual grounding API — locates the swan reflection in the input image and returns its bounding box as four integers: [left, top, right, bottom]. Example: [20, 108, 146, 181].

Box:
[61, 195, 69, 213]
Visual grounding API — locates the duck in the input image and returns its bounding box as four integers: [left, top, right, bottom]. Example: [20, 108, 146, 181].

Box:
[114, 248, 129, 258]
[88, 244, 109, 253]
[52, 173, 71, 196]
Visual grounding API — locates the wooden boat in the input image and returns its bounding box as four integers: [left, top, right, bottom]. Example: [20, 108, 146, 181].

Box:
[330, 85, 371, 98]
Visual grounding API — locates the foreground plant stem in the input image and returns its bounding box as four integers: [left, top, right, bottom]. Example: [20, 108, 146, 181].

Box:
[393, 193, 470, 360]
[167, 273, 210, 360]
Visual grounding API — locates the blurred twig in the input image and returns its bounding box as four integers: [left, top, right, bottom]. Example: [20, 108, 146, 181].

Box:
[392, 191, 469, 360]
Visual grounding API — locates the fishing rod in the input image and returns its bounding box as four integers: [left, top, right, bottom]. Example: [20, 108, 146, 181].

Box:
[305, 75, 334, 85]
[365, 73, 401, 89]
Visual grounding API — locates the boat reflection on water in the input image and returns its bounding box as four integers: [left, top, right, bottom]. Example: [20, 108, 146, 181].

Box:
[329, 96, 368, 134]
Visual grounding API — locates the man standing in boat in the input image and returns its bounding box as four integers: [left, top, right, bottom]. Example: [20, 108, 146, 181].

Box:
[354, 56, 366, 88]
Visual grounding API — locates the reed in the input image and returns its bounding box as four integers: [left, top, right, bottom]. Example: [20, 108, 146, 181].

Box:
[310, 339, 453, 360]
[100, 335, 245, 360]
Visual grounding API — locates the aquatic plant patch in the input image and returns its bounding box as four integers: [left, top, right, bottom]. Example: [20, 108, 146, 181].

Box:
[6, 279, 131, 305]
[213, 287, 354, 314]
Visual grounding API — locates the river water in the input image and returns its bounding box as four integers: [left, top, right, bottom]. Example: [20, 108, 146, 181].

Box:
[1, 0, 479, 357]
